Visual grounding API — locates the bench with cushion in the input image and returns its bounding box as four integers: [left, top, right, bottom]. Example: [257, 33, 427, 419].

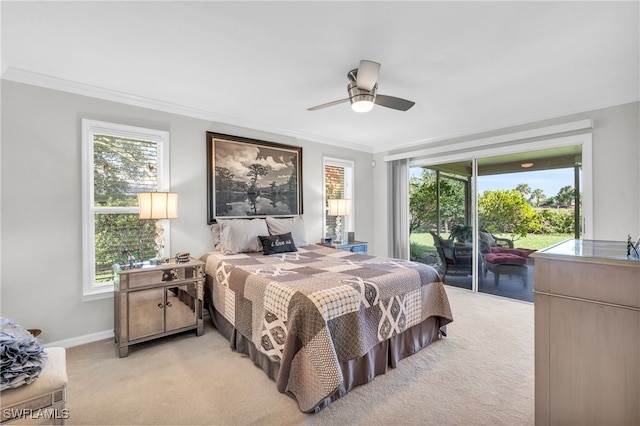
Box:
[0, 347, 68, 425]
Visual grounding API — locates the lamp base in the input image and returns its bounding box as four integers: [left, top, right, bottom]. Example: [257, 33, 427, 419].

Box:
[335, 216, 343, 244]
[153, 221, 166, 262]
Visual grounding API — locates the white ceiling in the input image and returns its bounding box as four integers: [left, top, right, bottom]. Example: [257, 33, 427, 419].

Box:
[2, 1, 638, 153]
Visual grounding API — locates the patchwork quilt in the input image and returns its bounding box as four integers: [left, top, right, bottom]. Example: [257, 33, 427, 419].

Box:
[204, 244, 453, 412]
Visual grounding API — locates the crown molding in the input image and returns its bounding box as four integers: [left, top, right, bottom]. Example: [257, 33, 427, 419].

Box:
[384, 120, 594, 162]
[1, 67, 374, 153]
[375, 97, 638, 154]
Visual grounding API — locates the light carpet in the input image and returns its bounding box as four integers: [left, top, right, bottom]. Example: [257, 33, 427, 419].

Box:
[61, 286, 534, 425]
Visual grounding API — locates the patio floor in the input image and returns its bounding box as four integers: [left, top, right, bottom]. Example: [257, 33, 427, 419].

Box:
[417, 250, 534, 303]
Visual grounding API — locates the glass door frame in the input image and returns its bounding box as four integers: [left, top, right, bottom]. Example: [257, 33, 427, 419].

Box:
[410, 133, 593, 293]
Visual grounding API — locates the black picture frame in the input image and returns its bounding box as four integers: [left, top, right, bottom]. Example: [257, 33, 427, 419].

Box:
[206, 132, 303, 224]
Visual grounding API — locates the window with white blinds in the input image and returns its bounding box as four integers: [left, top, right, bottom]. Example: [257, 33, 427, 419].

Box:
[82, 120, 170, 300]
[323, 157, 354, 239]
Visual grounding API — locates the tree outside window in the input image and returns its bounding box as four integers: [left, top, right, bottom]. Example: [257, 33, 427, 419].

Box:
[83, 120, 169, 298]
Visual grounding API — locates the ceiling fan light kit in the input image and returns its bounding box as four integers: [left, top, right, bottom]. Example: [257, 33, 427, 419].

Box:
[308, 59, 415, 113]
[348, 79, 377, 112]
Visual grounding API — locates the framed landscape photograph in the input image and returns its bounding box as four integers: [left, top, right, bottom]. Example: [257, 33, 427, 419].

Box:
[206, 132, 303, 223]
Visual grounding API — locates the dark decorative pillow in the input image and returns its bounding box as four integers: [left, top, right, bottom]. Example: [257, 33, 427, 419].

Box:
[259, 232, 298, 255]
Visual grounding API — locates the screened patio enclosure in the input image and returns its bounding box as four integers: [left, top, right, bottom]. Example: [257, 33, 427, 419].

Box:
[410, 145, 583, 302]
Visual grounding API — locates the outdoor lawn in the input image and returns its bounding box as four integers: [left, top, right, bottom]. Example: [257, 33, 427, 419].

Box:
[410, 232, 571, 255]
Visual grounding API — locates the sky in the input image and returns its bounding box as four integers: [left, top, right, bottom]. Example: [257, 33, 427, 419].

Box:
[411, 167, 578, 199]
[477, 168, 576, 198]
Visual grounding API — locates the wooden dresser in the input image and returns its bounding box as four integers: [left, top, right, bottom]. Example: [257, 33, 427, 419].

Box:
[531, 239, 640, 425]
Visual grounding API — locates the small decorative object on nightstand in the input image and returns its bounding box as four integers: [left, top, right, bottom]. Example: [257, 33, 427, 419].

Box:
[175, 252, 190, 263]
[334, 240, 368, 255]
[113, 257, 204, 357]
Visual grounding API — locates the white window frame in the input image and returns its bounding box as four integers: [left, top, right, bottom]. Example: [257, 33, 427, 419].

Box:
[322, 157, 355, 239]
[82, 119, 170, 301]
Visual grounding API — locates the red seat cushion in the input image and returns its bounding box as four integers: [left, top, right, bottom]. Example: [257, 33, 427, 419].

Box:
[491, 247, 535, 258]
[484, 252, 527, 265]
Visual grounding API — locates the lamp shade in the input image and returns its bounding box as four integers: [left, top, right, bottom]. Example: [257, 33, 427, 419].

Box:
[138, 192, 178, 219]
[328, 199, 351, 216]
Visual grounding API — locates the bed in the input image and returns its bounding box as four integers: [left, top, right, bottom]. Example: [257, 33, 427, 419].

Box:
[201, 217, 453, 413]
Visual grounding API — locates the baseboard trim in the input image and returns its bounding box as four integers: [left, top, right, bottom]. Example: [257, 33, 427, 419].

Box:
[44, 329, 113, 348]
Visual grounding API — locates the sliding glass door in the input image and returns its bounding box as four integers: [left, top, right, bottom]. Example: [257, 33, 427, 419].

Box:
[409, 142, 586, 302]
[410, 161, 477, 291]
[476, 147, 582, 301]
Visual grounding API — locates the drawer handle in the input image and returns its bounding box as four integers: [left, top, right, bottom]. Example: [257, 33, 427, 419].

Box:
[166, 302, 172, 307]
[157, 303, 163, 308]
[162, 270, 178, 282]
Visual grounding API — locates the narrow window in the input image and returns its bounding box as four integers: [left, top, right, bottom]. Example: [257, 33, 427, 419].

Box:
[82, 120, 170, 299]
[323, 157, 354, 241]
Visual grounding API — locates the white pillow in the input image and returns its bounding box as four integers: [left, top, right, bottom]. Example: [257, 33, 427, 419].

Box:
[265, 216, 308, 247]
[218, 218, 269, 254]
[210, 223, 221, 248]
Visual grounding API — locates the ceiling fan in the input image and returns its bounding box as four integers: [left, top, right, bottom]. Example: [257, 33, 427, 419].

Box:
[307, 60, 415, 113]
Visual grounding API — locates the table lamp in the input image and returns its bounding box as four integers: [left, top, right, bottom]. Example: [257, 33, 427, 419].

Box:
[328, 199, 351, 244]
[138, 192, 178, 263]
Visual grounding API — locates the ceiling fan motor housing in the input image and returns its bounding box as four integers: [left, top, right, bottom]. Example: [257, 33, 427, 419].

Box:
[348, 81, 377, 107]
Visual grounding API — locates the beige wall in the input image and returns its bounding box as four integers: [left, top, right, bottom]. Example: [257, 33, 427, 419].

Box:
[371, 102, 640, 256]
[0, 80, 374, 343]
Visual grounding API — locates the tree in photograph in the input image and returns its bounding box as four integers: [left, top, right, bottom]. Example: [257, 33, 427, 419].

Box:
[286, 165, 298, 211]
[478, 189, 539, 240]
[287, 164, 297, 194]
[246, 163, 270, 190]
[215, 166, 235, 190]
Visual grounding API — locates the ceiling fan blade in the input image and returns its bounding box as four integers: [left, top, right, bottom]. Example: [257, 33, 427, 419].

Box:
[375, 94, 415, 111]
[307, 98, 349, 111]
[356, 60, 380, 91]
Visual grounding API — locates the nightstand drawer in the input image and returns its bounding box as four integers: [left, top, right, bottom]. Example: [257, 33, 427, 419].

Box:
[117, 265, 198, 290]
[125, 270, 166, 289]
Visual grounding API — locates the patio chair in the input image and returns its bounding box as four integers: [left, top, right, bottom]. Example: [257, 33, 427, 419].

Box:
[479, 230, 514, 253]
[430, 231, 474, 279]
